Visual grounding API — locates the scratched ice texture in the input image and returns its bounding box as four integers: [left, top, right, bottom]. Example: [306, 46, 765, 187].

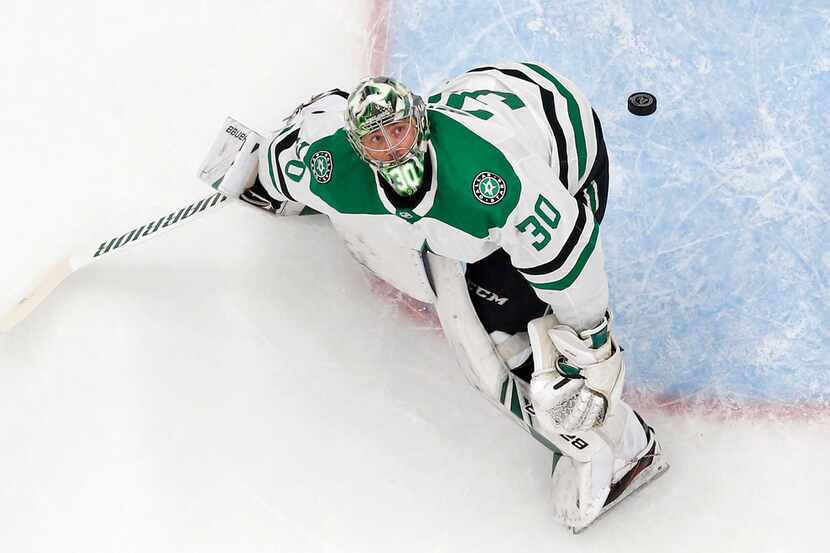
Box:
[382, 0, 830, 408]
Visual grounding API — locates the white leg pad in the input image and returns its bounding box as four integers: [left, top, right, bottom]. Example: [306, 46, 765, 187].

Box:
[425, 253, 621, 463]
[549, 400, 649, 528]
[426, 253, 506, 397]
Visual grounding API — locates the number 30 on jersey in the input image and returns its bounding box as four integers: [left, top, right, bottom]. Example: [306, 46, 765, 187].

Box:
[516, 194, 561, 251]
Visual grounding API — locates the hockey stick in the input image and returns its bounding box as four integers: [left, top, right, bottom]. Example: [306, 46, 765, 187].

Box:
[0, 192, 228, 333]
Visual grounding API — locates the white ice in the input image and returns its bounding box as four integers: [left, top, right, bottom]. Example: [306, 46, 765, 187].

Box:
[0, 1, 827, 552]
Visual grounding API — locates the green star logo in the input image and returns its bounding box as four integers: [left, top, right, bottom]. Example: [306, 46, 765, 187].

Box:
[472, 172, 506, 204]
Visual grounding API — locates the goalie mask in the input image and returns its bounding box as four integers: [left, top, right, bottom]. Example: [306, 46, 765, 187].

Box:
[345, 76, 430, 196]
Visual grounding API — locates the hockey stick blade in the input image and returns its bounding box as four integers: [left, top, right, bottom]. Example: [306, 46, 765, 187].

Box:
[0, 258, 75, 333]
[0, 192, 228, 333]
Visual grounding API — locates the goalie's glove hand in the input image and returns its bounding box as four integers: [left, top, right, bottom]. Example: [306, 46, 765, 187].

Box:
[529, 313, 623, 434]
[531, 368, 606, 433]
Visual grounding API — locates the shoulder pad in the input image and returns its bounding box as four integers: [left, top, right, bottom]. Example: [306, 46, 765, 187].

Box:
[297, 110, 346, 155]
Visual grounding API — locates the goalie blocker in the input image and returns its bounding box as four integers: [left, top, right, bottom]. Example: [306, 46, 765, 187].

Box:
[197, 117, 305, 217]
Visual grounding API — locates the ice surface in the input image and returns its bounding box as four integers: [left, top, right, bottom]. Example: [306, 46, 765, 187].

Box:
[0, 1, 828, 552]
[385, 0, 830, 409]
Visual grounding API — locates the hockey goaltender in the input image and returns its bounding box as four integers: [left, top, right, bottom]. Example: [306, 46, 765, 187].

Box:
[197, 62, 669, 533]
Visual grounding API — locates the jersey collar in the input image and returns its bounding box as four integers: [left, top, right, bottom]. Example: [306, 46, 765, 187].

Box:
[375, 143, 438, 222]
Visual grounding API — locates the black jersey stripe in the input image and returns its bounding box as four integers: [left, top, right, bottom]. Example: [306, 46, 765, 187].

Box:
[590, 110, 608, 223]
[523, 63, 588, 180]
[573, 110, 609, 223]
[469, 65, 570, 188]
[268, 128, 300, 202]
[539, 86, 570, 188]
[516, 199, 589, 276]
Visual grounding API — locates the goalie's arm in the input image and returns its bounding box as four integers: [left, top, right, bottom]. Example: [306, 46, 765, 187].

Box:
[256, 89, 351, 216]
[254, 122, 308, 214]
[502, 155, 622, 435]
[502, 153, 609, 333]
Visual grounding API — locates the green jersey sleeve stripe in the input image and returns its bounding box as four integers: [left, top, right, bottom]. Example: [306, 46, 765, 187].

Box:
[527, 222, 599, 291]
[522, 63, 588, 180]
[517, 199, 590, 276]
[268, 128, 300, 202]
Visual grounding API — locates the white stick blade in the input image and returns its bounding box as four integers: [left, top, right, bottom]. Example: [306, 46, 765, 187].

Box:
[0, 259, 74, 333]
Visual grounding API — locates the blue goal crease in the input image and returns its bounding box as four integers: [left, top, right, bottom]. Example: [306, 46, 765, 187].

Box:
[382, 0, 830, 408]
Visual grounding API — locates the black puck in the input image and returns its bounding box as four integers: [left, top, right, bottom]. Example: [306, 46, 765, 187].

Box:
[627, 92, 657, 116]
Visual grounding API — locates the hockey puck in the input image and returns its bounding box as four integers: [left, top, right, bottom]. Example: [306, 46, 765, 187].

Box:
[627, 92, 657, 116]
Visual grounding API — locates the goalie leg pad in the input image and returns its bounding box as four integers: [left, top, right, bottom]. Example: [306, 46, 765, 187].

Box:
[426, 254, 506, 397]
[549, 402, 668, 532]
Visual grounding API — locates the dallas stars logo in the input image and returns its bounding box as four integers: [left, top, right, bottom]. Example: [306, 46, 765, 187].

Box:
[472, 172, 507, 205]
[310, 151, 333, 183]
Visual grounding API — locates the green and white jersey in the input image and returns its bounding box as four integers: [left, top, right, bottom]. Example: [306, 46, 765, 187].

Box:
[259, 64, 608, 330]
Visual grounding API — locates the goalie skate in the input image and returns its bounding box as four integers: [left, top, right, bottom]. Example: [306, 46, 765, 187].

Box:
[570, 424, 670, 534]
